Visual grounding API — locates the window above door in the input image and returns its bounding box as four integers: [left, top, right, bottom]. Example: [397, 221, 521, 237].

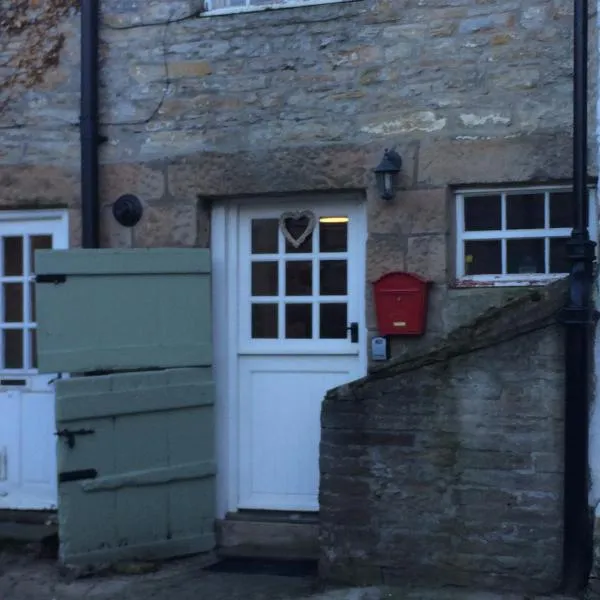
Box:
[454, 186, 597, 286]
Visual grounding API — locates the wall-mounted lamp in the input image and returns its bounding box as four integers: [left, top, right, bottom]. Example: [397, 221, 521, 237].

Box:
[373, 148, 402, 201]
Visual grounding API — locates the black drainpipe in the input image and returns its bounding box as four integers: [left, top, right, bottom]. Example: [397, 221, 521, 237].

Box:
[80, 0, 101, 249]
[561, 0, 597, 591]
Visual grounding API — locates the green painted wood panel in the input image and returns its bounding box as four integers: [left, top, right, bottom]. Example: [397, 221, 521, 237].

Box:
[35, 249, 212, 373]
[56, 368, 216, 565]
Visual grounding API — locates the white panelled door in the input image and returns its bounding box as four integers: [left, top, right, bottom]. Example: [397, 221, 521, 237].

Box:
[232, 199, 366, 511]
[0, 211, 68, 510]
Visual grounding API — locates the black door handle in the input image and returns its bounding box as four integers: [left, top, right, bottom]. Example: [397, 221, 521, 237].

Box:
[347, 322, 359, 343]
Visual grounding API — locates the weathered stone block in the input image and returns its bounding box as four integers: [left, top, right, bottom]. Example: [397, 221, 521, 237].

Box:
[417, 134, 575, 187]
[406, 234, 447, 283]
[366, 233, 406, 283]
[367, 188, 447, 236]
[132, 200, 198, 247]
[0, 166, 79, 207]
[100, 163, 167, 206]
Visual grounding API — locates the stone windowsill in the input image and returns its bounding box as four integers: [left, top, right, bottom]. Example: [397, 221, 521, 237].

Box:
[451, 274, 567, 289]
[201, 0, 360, 17]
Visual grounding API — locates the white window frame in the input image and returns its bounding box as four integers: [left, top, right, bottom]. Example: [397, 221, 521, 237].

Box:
[202, 0, 358, 17]
[455, 185, 598, 287]
[0, 209, 69, 377]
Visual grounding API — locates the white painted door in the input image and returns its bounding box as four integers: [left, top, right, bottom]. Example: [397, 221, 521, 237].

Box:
[0, 211, 68, 510]
[234, 199, 366, 511]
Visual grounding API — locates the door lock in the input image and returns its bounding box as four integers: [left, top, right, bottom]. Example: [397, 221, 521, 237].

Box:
[347, 322, 359, 343]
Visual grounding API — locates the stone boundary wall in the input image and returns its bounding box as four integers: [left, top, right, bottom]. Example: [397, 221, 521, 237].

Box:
[319, 282, 567, 593]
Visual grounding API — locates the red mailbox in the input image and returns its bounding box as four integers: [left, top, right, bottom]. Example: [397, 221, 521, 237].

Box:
[372, 272, 431, 336]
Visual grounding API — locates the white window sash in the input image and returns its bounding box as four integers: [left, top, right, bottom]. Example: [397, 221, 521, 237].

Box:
[455, 187, 597, 282]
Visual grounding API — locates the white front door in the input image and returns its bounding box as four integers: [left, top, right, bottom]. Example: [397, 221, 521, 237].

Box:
[0, 211, 68, 510]
[219, 198, 366, 512]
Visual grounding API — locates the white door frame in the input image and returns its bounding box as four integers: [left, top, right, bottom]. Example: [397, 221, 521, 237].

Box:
[0, 209, 69, 510]
[211, 194, 367, 518]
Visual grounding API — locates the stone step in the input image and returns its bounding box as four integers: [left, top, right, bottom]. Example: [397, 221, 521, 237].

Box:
[0, 521, 57, 543]
[0, 509, 56, 525]
[216, 515, 319, 561]
[217, 543, 318, 561]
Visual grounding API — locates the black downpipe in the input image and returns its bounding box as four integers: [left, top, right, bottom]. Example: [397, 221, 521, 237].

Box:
[80, 0, 100, 249]
[561, 0, 597, 591]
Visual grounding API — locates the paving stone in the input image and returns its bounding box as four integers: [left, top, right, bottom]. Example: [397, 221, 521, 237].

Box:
[0, 551, 582, 600]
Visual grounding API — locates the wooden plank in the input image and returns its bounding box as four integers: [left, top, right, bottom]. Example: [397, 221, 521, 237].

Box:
[37, 273, 212, 373]
[56, 368, 214, 421]
[60, 533, 216, 565]
[35, 248, 211, 276]
[82, 462, 217, 492]
[56, 368, 217, 566]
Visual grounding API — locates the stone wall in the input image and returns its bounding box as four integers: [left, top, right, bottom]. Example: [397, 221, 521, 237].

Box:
[320, 281, 566, 593]
[0, 2, 594, 329]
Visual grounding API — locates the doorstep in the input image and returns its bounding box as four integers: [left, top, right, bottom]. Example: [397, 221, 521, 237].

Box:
[0, 509, 57, 550]
[216, 510, 319, 561]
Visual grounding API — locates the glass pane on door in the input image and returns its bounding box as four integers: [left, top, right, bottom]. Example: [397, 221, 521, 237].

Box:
[246, 212, 353, 344]
[3, 329, 23, 369]
[0, 231, 54, 371]
[3, 237, 23, 276]
[252, 304, 278, 339]
[30, 235, 52, 272]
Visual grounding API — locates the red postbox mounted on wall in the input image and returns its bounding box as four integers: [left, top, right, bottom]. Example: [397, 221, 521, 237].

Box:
[372, 272, 432, 336]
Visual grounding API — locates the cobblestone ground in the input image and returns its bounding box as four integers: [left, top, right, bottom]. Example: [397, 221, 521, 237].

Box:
[0, 550, 321, 600]
[0, 549, 581, 600]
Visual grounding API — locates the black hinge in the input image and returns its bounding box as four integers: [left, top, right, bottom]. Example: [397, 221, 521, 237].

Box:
[35, 274, 67, 284]
[58, 469, 97, 483]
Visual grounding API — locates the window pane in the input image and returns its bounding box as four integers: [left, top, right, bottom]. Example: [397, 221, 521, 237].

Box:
[320, 260, 347, 295]
[506, 239, 545, 274]
[320, 303, 347, 339]
[30, 283, 36, 322]
[284, 215, 313, 253]
[285, 261, 312, 296]
[30, 329, 37, 369]
[4, 329, 23, 369]
[464, 195, 501, 231]
[550, 192, 573, 228]
[464, 240, 501, 275]
[506, 193, 544, 229]
[30, 235, 52, 273]
[3, 237, 23, 276]
[550, 237, 570, 273]
[252, 262, 278, 296]
[251, 304, 278, 339]
[251, 219, 278, 254]
[320, 219, 348, 252]
[210, 0, 246, 7]
[285, 304, 312, 339]
[4, 283, 23, 323]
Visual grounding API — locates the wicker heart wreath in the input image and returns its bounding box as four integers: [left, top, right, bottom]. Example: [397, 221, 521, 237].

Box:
[279, 210, 316, 249]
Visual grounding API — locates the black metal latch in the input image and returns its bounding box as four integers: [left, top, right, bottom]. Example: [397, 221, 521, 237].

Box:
[347, 322, 359, 343]
[35, 274, 67, 284]
[55, 428, 95, 449]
